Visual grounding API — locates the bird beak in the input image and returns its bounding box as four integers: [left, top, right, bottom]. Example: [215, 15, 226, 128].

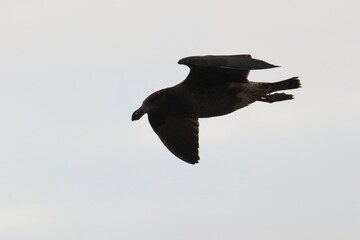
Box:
[131, 106, 146, 121]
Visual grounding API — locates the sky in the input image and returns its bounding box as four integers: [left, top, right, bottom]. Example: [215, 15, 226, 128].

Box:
[0, 0, 359, 239]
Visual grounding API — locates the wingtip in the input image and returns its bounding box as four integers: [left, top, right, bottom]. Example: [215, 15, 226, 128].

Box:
[181, 156, 199, 165]
[188, 160, 199, 165]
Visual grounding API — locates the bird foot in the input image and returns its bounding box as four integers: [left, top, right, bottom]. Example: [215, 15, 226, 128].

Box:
[258, 93, 294, 103]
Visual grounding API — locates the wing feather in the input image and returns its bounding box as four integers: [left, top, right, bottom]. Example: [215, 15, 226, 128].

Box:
[178, 55, 279, 84]
[148, 114, 199, 164]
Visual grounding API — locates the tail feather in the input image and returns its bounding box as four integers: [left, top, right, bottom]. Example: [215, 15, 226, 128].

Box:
[257, 77, 301, 103]
[272, 77, 301, 91]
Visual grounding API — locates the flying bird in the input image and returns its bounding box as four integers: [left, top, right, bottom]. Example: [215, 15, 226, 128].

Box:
[132, 55, 301, 164]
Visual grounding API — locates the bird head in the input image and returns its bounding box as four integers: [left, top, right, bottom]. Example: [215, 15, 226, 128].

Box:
[131, 105, 146, 121]
[132, 90, 167, 121]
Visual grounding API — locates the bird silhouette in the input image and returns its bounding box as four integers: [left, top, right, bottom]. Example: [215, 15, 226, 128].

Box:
[132, 55, 301, 164]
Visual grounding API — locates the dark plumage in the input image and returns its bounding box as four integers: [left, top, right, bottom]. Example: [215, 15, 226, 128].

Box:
[132, 55, 301, 164]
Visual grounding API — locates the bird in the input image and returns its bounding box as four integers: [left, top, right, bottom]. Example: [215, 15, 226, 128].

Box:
[132, 54, 301, 164]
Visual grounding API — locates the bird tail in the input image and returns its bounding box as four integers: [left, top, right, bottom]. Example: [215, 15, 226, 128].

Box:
[271, 77, 301, 91]
[257, 77, 301, 103]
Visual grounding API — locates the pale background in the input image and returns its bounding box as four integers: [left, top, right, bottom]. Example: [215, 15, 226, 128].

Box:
[1, 0, 359, 239]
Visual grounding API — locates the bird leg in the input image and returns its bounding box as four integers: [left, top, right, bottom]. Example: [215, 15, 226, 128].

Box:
[258, 93, 294, 103]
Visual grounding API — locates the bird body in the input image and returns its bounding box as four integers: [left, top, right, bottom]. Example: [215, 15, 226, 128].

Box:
[132, 55, 301, 164]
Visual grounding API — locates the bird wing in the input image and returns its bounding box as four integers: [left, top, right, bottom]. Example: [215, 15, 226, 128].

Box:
[148, 114, 199, 164]
[178, 54, 279, 84]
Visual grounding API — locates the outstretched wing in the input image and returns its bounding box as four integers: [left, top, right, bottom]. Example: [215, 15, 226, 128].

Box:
[178, 54, 279, 84]
[148, 114, 199, 164]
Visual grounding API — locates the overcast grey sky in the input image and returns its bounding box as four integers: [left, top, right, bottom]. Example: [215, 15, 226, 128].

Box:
[1, 0, 359, 239]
